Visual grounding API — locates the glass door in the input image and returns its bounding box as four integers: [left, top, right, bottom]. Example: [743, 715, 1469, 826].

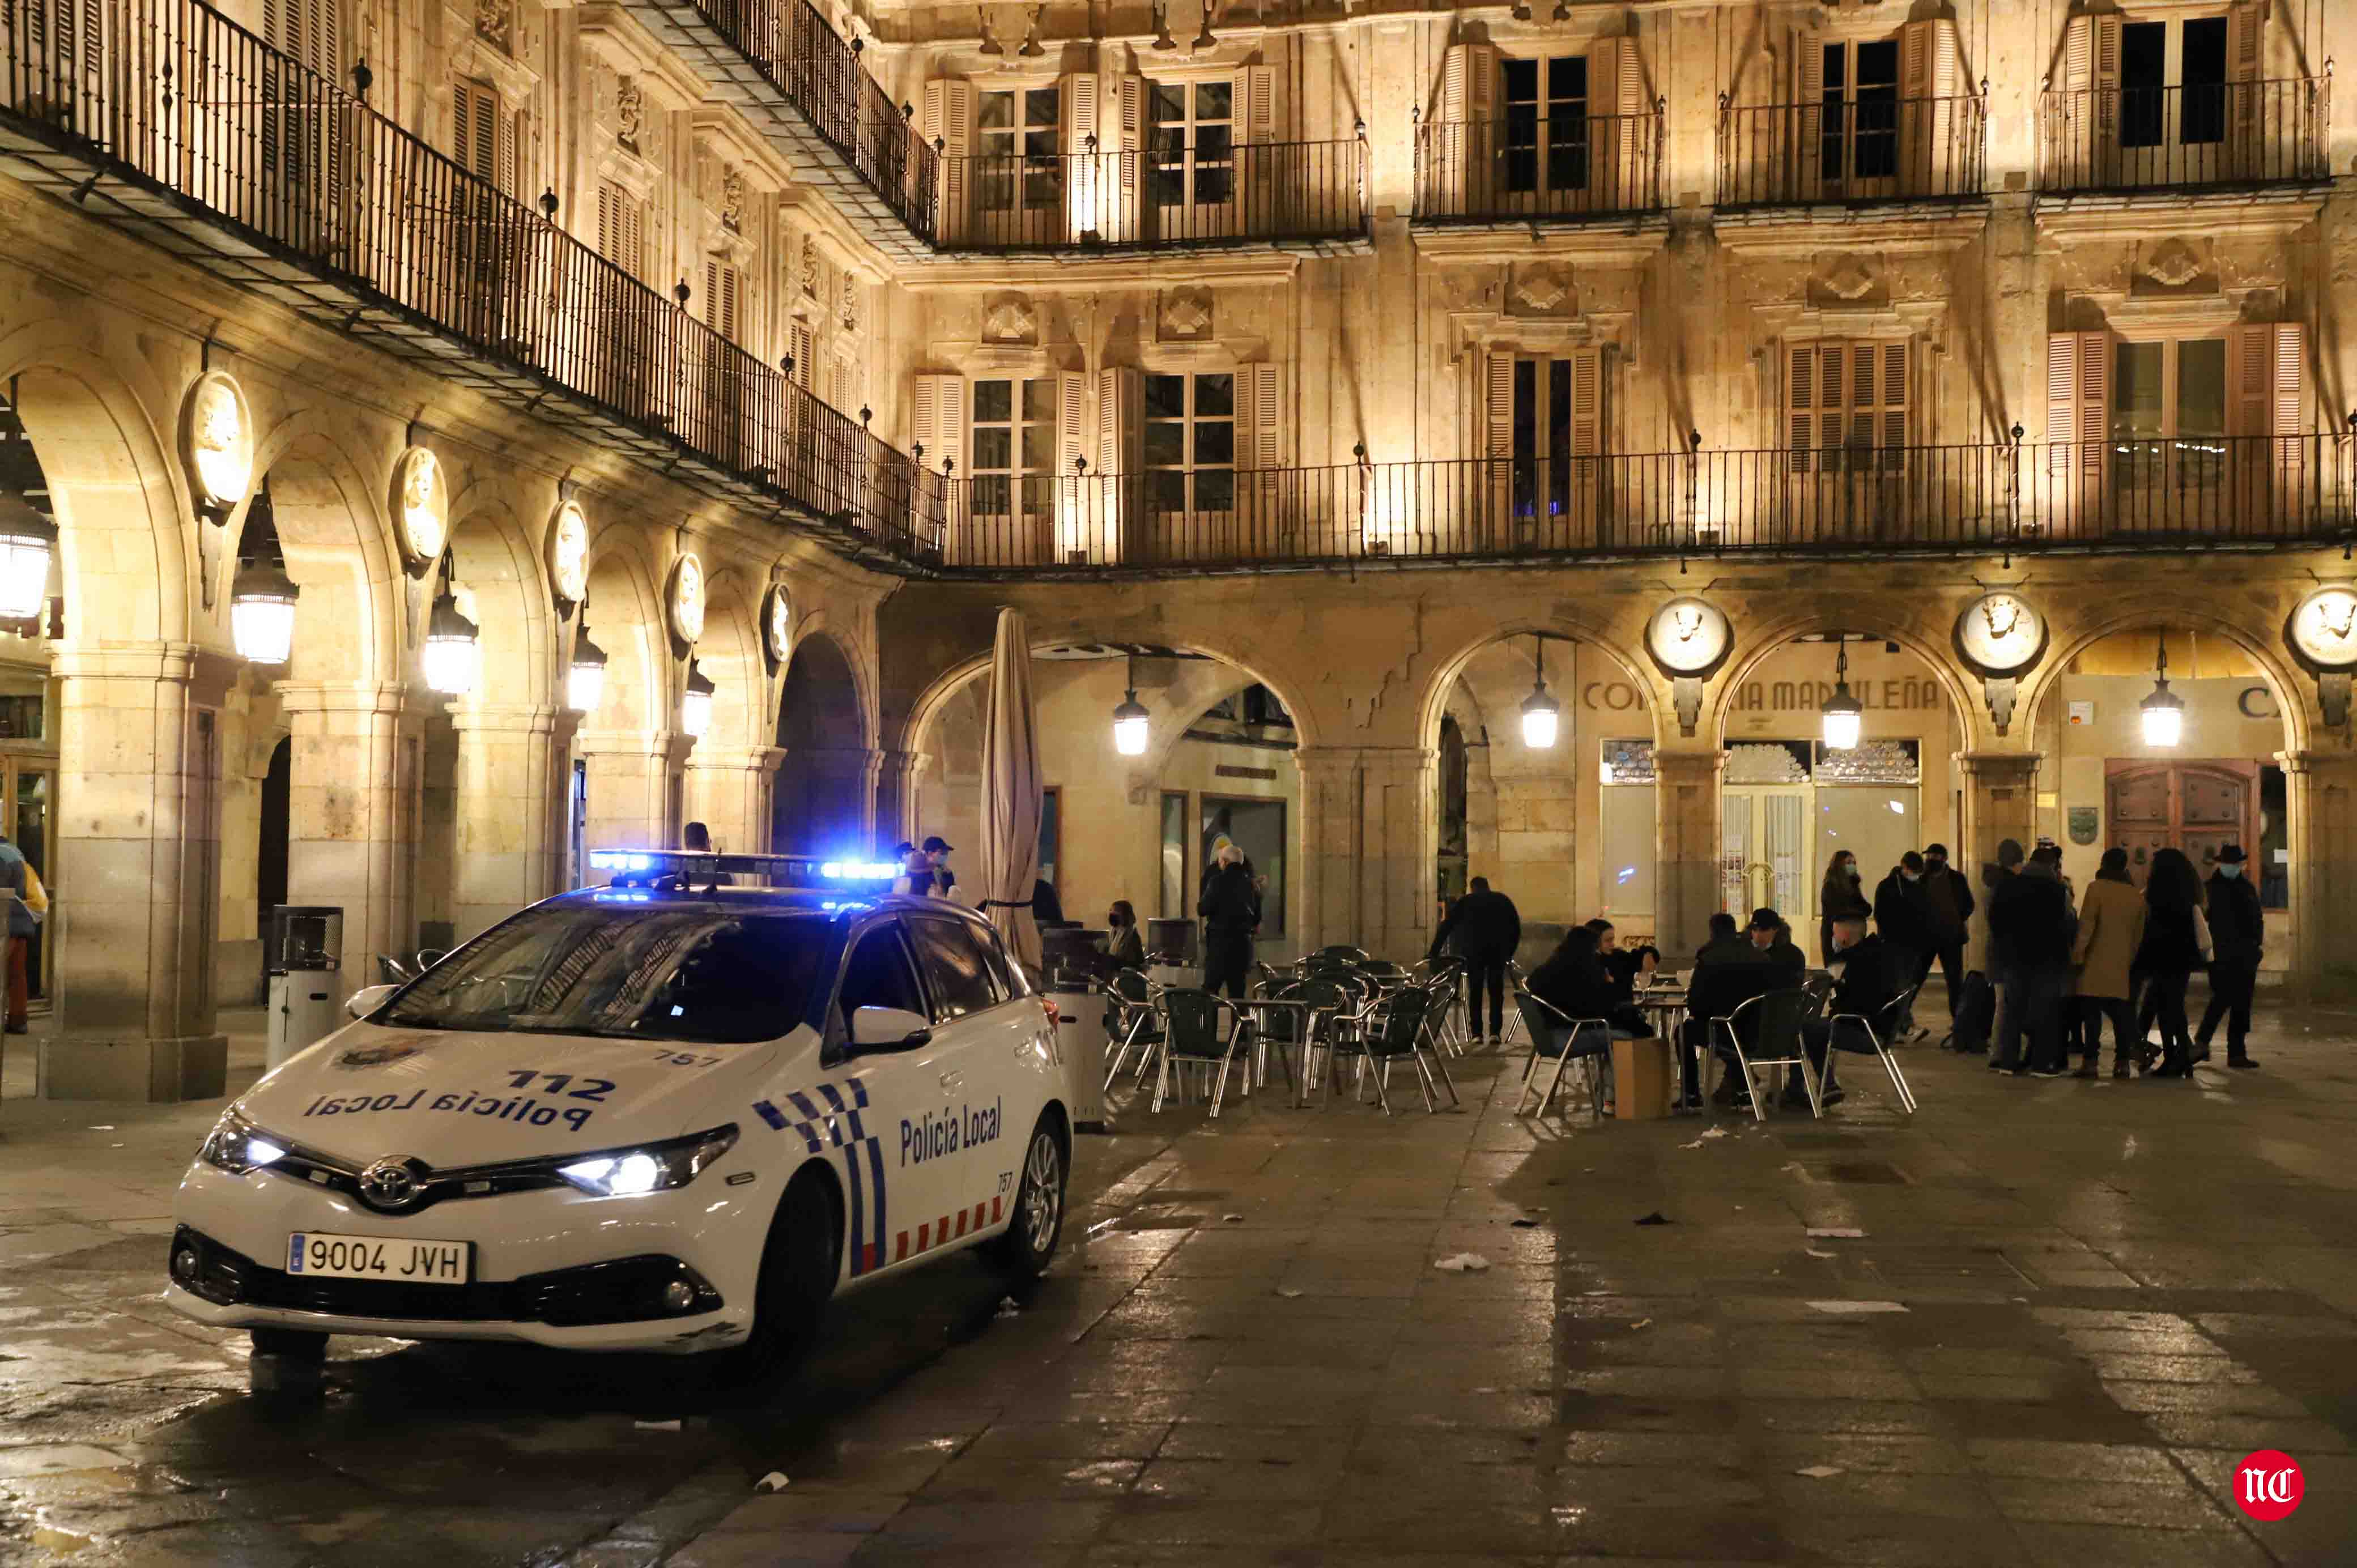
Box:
[1818, 39, 1900, 199]
[1500, 56, 1589, 212]
[2110, 336, 2227, 531]
[1148, 80, 1235, 240]
[2117, 17, 2228, 186]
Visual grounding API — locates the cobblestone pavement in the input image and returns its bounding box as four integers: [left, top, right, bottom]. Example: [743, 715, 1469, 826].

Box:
[3, 1003, 2355, 1566]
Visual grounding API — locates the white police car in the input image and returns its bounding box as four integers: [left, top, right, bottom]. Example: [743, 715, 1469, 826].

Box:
[167, 852, 1070, 1380]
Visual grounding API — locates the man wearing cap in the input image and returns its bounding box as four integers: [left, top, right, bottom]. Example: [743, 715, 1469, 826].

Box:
[2196, 844, 2264, 1070]
[1746, 907, 1806, 984]
[900, 836, 958, 900]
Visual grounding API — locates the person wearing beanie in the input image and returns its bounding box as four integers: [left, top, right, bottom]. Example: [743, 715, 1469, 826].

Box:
[2195, 845, 2264, 1069]
[2071, 846, 2147, 1077]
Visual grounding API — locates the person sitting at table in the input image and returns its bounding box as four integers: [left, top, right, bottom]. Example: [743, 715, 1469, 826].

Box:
[1628, 944, 1663, 989]
[1686, 916, 1772, 1111]
[1747, 906, 1807, 983]
[1786, 913, 1901, 1112]
[1104, 900, 1145, 974]
[1586, 918, 1639, 1003]
[1528, 925, 1656, 1117]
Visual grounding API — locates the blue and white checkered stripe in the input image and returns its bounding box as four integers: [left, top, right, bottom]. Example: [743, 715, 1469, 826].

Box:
[752, 1076, 886, 1276]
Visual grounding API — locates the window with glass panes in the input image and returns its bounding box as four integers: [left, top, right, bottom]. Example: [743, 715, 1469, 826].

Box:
[2111, 336, 2228, 496]
[1150, 80, 1233, 207]
[1144, 372, 1235, 514]
[1819, 39, 1900, 184]
[978, 87, 1062, 213]
[1501, 56, 1588, 194]
[2121, 16, 2229, 148]
[971, 377, 1056, 518]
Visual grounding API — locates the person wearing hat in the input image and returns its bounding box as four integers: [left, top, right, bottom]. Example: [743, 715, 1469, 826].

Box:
[2195, 844, 2264, 1070]
[1745, 907, 1806, 984]
[921, 836, 959, 900]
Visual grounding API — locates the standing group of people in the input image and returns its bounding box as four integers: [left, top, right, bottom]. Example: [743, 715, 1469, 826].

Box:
[1826, 836, 2265, 1081]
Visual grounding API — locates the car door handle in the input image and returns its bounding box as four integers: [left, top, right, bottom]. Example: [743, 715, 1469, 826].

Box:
[939, 1070, 962, 1095]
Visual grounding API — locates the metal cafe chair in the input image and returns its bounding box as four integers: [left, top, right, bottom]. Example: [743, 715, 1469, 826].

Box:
[1238, 979, 1307, 1098]
[1827, 983, 1921, 1114]
[1512, 991, 1614, 1119]
[1353, 985, 1450, 1114]
[1718, 988, 1823, 1122]
[1418, 959, 1469, 1056]
[1315, 944, 1371, 964]
[1296, 974, 1372, 1107]
[1100, 968, 1163, 1090]
[1499, 961, 1531, 1045]
[1151, 988, 1252, 1116]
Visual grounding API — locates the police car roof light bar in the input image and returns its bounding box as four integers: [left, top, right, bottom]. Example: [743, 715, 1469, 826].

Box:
[584, 849, 901, 892]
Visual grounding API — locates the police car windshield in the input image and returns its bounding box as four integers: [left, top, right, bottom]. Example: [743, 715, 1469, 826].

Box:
[380, 905, 830, 1045]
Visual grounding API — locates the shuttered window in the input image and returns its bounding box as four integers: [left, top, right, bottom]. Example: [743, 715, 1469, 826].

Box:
[703, 261, 741, 340]
[1143, 372, 1234, 514]
[595, 181, 645, 280]
[968, 377, 1054, 518]
[1786, 339, 1908, 473]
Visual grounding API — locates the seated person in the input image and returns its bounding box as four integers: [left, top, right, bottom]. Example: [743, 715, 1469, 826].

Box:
[1528, 925, 1654, 1115]
[1785, 914, 1903, 1111]
[1748, 906, 1807, 984]
[1682, 921, 1773, 1110]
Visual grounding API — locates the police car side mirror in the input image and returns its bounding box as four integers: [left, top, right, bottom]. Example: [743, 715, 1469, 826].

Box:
[849, 1005, 933, 1051]
[345, 983, 398, 1020]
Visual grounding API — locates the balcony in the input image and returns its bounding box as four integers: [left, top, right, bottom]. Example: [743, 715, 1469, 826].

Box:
[615, 0, 936, 255]
[920, 436, 2352, 574]
[0, 0, 934, 566]
[1412, 113, 1663, 227]
[2039, 79, 2328, 197]
[1716, 93, 1985, 210]
[929, 139, 1367, 255]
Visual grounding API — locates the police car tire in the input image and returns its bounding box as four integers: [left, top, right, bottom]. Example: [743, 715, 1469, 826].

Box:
[735, 1169, 839, 1378]
[987, 1112, 1067, 1279]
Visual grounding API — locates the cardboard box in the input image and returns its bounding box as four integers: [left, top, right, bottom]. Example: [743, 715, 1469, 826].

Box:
[1611, 1034, 1677, 1121]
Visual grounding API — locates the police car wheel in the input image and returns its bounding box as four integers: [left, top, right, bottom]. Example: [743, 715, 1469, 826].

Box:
[733, 1170, 839, 1380]
[988, 1114, 1067, 1279]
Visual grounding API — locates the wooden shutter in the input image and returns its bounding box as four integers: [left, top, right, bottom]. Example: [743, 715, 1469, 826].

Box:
[596, 180, 643, 278]
[910, 373, 967, 488]
[1793, 31, 1824, 201]
[453, 79, 499, 177]
[1240, 363, 1287, 468]
[1054, 372, 1096, 560]
[1589, 36, 1645, 208]
[1237, 65, 1275, 142]
[2045, 330, 2111, 532]
[2228, 2, 2263, 169]
[921, 79, 974, 239]
[1568, 349, 1602, 459]
[1061, 72, 1099, 241]
[2270, 321, 2307, 508]
[1114, 74, 1145, 238]
[1061, 71, 1099, 153]
[1056, 372, 1092, 474]
[1787, 342, 1818, 472]
[703, 261, 741, 339]
[1440, 44, 1496, 214]
[1901, 18, 1962, 194]
[1097, 368, 1142, 474]
[787, 319, 814, 384]
[1439, 42, 1496, 123]
[1483, 351, 1514, 459]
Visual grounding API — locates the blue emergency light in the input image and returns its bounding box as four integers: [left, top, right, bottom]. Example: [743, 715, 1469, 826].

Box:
[583, 847, 900, 894]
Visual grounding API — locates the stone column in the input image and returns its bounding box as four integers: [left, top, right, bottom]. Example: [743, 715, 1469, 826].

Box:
[577, 728, 692, 852]
[2280, 750, 2357, 1002]
[276, 681, 431, 994]
[1653, 745, 1724, 961]
[684, 746, 785, 856]
[41, 644, 232, 1101]
[873, 748, 931, 850]
[1955, 751, 2042, 969]
[1295, 745, 1432, 962]
[448, 704, 576, 940]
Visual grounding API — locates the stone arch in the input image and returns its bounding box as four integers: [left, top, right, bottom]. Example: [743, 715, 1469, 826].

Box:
[773, 629, 874, 855]
[2020, 601, 2314, 756]
[697, 565, 771, 755]
[578, 535, 668, 735]
[1704, 607, 1988, 754]
[243, 412, 405, 689]
[0, 329, 193, 645]
[1414, 615, 1664, 753]
[445, 489, 560, 713]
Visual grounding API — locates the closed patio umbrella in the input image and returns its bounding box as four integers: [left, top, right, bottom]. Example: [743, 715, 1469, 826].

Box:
[979, 606, 1043, 970]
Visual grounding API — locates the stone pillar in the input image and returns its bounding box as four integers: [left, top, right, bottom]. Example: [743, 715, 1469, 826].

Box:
[873, 748, 931, 850]
[276, 681, 430, 994]
[2280, 750, 2357, 1002]
[1653, 745, 1724, 961]
[577, 728, 692, 852]
[1955, 751, 2041, 969]
[684, 746, 785, 857]
[1295, 745, 1432, 962]
[41, 644, 232, 1101]
[448, 704, 576, 941]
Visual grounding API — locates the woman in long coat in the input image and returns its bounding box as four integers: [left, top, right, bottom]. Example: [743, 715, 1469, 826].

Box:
[2134, 847, 2209, 1080]
[2070, 847, 2147, 1077]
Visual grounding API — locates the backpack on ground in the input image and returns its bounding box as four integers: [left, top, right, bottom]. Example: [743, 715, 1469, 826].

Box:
[1951, 969, 1993, 1049]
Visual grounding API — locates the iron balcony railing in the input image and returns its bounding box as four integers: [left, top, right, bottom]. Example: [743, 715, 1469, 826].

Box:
[1413, 111, 1663, 223]
[919, 436, 2351, 572]
[675, 0, 936, 244]
[931, 138, 1367, 252]
[2039, 78, 2328, 194]
[1717, 92, 1986, 208]
[0, 0, 933, 563]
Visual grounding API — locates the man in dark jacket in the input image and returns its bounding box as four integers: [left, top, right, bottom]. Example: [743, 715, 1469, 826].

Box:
[1429, 876, 1521, 1043]
[1747, 907, 1806, 983]
[1685, 917, 1772, 1109]
[2195, 844, 2264, 1070]
[1197, 846, 1261, 999]
[1788, 917, 1904, 1110]
[1917, 842, 1975, 1037]
[1873, 852, 1932, 1041]
[1988, 851, 2073, 1075]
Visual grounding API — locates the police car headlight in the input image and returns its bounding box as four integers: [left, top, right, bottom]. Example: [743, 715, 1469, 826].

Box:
[199, 1109, 290, 1175]
[556, 1124, 738, 1197]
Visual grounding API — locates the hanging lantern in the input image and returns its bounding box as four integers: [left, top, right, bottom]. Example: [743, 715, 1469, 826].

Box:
[422, 582, 482, 696]
[1112, 688, 1150, 755]
[1521, 633, 1559, 749]
[567, 624, 608, 714]
[2141, 631, 2185, 748]
[229, 559, 300, 664]
[0, 491, 57, 623]
[1820, 634, 1863, 751]
[681, 658, 715, 739]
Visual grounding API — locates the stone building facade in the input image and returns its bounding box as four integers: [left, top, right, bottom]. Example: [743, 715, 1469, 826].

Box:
[1, 0, 2354, 1097]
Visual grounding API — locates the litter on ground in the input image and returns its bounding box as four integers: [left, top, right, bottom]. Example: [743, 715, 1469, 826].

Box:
[1794, 1465, 1844, 1479]
[1806, 1299, 1909, 1315]
[755, 1473, 790, 1492]
[1432, 1252, 1492, 1273]
[994, 1296, 1022, 1318]
[1806, 1227, 1866, 1238]
[633, 1420, 683, 1433]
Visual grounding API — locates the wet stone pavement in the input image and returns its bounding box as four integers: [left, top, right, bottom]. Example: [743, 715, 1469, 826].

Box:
[3, 1003, 2356, 1566]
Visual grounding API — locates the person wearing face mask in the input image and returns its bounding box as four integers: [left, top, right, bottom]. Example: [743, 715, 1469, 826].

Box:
[1915, 843, 1975, 1042]
[1105, 899, 1145, 972]
[2194, 845, 2264, 1070]
[1818, 851, 1870, 966]
[1873, 851, 1933, 1041]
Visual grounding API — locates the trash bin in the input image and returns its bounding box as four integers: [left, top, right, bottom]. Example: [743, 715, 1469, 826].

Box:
[266, 905, 344, 1071]
[1048, 977, 1108, 1133]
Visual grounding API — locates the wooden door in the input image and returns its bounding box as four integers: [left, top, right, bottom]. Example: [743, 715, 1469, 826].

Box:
[2104, 759, 2259, 888]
